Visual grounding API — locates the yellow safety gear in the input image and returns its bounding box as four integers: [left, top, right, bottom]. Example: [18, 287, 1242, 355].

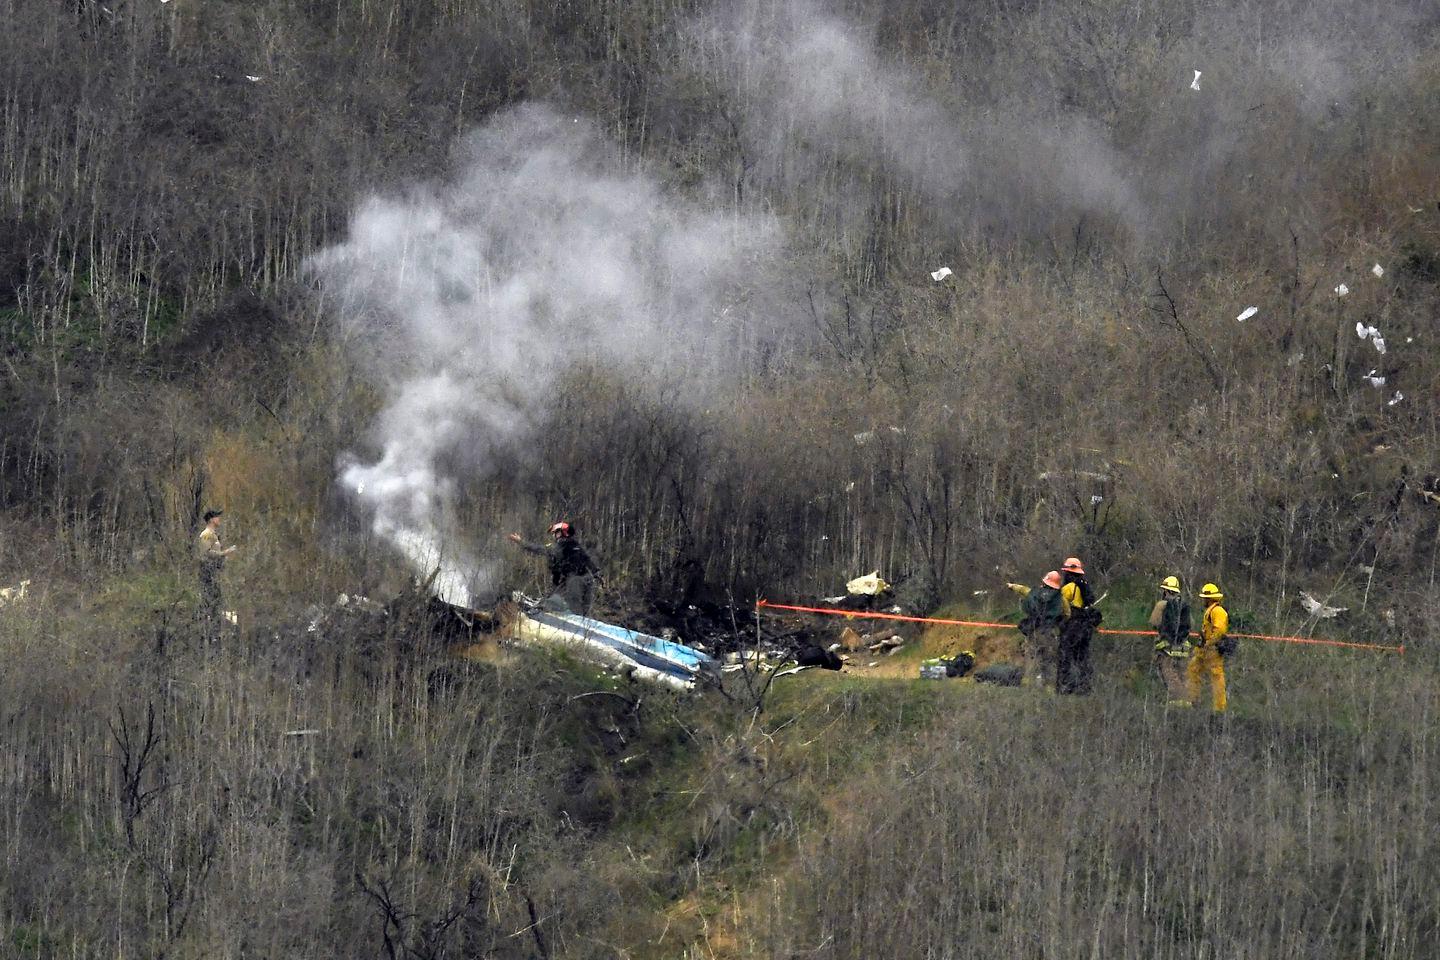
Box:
[1201, 602, 1229, 646]
[1061, 581, 1085, 609]
[1187, 646, 1227, 711]
[1160, 575, 1180, 592]
[1199, 582, 1224, 600]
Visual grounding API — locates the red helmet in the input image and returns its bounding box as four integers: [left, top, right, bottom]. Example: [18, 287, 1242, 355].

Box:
[1062, 557, 1085, 574]
[549, 521, 572, 537]
[1042, 571, 1062, 589]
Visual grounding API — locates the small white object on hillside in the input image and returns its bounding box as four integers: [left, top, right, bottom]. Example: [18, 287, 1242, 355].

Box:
[1356, 322, 1378, 340]
[1372, 263, 1385, 278]
[1388, 391, 1404, 406]
[1190, 70, 1202, 91]
[1364, 370, 1386, 388]
[1091, 494, 1105, 505]
[1236, 306, 1258, 322]
[930, 266, 953, 282]
[1372, 337, 1386, 355]
[1299, 591, 1347, 618]
[1335, 283, 1349, 297]
[245, 76, 263, 83]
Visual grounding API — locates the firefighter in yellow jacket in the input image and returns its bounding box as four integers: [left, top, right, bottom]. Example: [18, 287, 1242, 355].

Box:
[1188, 582, 1231, 712]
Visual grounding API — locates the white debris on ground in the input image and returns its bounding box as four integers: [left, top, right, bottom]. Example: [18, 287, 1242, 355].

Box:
[282, 729, 321, 737]
[1236, 306, 1258, 322]
[853, 431, 874, 445]
[1335, 283, 1349, 297]
[1090, 494, 1105, 505]
[1190, 70, 1202, 91]
[1372, 263, 1385, 278]
[223, 611, 239, 625]
[930, 266, 953, 282]
[1388, 391, 1404, 406]
[1299, 591, 1347, 618]
[1356, 322, 1386, 354]
[846, 571, 890, 596]
[0, 579, 31, 609]
[245, 76, 263, 83]
[1364, 370, 1386, 387]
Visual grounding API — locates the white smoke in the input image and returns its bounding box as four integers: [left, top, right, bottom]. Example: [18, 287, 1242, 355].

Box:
[696, 0, 1151, 241]
[311, 104, 779, 606]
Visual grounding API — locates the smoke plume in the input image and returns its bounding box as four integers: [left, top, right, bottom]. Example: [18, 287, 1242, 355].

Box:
[310, 104, 778, 606]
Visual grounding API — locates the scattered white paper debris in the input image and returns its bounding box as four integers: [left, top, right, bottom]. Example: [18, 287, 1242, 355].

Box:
[972, 589, 990, 596]
[1299, 591, 1347, 618]
[1190, 70, 1202, 91]
[1387, 391, 1404, 406]
[1409, 206, 1424, 214]
[1364, 370, 1386, 388]
[1405, 337, 1414, 343]
[223, 610, 238, 624]
[245, 75, 263, 83]
[1236, 306, 1258, 322]
[930, 266, 953, 282]
[844, 481, 856, 492]
[1090, 494, 1105, 505]
[1354, 323, 1387, 353]
[1335, 283, 1349, 297]
[1371, 263, 1385, 278]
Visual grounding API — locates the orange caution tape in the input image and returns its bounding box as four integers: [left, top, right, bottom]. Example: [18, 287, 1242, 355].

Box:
[755, 600, 1404, 654]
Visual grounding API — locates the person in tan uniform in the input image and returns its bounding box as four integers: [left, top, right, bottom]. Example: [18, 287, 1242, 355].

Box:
[197, 509, 236, 638]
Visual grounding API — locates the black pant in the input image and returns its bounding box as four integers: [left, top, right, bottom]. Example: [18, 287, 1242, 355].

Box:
[540, 573, 595, 615]
[1057, 617, 1095, 694]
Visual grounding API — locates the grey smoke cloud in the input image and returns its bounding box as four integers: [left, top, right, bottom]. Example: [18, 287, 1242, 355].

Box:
[311, 104, 779, 605]
[698, 0, 1151, 242]
[698, 0, 1431, 249]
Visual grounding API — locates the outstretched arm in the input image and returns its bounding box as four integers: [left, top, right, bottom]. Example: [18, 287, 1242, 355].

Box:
[507, 533, 548, 556]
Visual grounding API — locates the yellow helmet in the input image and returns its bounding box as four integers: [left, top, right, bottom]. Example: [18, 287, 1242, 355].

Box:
[1160, 575, 1181, 593]
[1199, 583, 1224, 600]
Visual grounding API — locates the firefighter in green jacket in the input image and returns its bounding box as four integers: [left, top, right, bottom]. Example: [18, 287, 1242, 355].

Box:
[1150, 575, 1192, 704]
[1009, 571, 1068, 690]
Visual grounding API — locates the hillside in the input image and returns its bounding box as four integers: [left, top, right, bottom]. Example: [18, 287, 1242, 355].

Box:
[1, 0, 1438, 956]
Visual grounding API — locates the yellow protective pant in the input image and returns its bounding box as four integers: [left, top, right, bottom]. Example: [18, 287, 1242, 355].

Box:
[1187, 646, 1227, 712]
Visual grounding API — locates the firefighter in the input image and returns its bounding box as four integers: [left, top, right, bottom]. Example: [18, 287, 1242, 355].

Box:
[1056, 556, 1100, 695]
[1188, 582, 1231, 712]
[196, 509, 237, 641]
[1008, 571, 1068, 690]
[1150, 575, 1192, 704]
[507, 521, 601, 614]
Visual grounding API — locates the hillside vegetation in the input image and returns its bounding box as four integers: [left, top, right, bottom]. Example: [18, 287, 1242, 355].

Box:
[1, 0, 1438, 956]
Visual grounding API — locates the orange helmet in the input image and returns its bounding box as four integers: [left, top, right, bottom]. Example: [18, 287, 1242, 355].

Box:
[1062, 557, 1085, 574]
[549, 521, 572, 537]
[1042, 570, 1062, 589]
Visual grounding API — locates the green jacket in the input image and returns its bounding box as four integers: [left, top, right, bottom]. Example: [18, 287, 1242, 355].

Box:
[1155, 596, 1192, 654]
[1021, 584, 1065, 629]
